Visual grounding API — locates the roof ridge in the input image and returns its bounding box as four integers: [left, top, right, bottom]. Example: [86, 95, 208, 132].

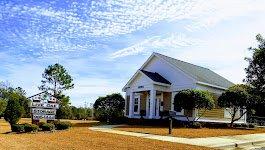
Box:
[153, 52, 234, 88]
[154, 52, 210, 70]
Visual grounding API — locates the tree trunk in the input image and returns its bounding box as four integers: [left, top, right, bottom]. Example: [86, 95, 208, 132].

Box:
[230, 107, 237, 128]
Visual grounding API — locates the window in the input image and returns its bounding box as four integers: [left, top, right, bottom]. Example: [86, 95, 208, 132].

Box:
[134, 97, 140, 114]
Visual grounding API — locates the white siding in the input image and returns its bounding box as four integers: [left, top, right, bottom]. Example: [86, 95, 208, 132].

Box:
[127, 73, 153, 92]
[130, 73, 150, 87]
[196, 84, 225, 94]
[143, 56, 195, 91]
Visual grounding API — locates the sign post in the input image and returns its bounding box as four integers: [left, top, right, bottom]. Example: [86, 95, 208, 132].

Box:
[168, 110, 177, 135]
[28, 92, 59, 124]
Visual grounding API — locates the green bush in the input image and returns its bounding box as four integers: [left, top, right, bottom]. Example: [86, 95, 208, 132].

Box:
[37, 122, 46, 128]
[4, 94, 23, 125]
[203, 122, 230, 128]
[189, 122, 202, 129]
[248, 124, 256, 128]
[93, 93, 125, 124]
[234, 124, 242, 128]
[41, 123, 55, 131]
[241, 124, 248, 128]
[55, 121, 72, 130]
[24, 123, 39, 132]
[11, 124, 25, 133]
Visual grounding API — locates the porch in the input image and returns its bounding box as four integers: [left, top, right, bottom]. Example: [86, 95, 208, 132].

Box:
[125, 90, 173, 119]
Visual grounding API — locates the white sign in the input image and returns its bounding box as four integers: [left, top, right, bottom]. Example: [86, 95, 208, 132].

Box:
[31, 102, 59, 109]
[33, 114, 56, 120]
[29, 92, 59, 121]
[31, 108, 56, 115]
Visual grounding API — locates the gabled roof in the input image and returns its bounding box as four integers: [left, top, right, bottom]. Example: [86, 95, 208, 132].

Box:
[154, 52, 234, 89]
[141, 70, 171, 85]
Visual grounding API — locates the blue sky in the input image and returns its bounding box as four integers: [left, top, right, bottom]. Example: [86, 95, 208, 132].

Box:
[0, 0, 265, 106]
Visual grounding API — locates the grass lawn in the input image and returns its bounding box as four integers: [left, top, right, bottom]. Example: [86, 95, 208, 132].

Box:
[0, 118, 210, 150]
[114, 125, 265, 138]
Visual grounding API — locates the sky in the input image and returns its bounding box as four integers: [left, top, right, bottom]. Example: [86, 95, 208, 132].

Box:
[0, 0, 265, 107]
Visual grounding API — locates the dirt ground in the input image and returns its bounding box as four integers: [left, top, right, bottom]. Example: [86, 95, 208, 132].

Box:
[0, 118, 210, 150]
[114, 125, 265, 138]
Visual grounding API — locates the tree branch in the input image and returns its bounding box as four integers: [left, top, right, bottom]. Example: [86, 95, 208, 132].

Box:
[233, 110, 247, 122]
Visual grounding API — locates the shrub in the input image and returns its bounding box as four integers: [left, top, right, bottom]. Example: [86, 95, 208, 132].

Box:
[37, 122, 46, 128]
[241, 124, 248, 128]
[55, 121, 72, 130]
[189, 122, 202, 129]
[41, 123, 55, 131]
[4, 94, 23, 125]
[248, 123, 256, 128]
[93, 93, 125, 123]
[24, 123, 39, 132]
[140, 110, 146, 119]
[234, 124, 242, 128]
[203, 122, 230, 128]
[11, 124, 24, 133]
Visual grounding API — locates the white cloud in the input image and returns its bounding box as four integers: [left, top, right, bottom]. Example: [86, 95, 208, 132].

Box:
[66, 77, 123, 106]
[1, 0, 264, 60]
[184, 0, 265, 31]
[110, 33, 203, 59]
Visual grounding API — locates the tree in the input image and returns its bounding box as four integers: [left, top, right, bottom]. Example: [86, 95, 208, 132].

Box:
[218, 84, 254, 127]
[39, 63, 74, 97]
[0, 85, 30, 118]
[4, 93, 23, 125]
[0, 99, 7, 117]
[56, 94, 73, 119]
[174, 89, 214, 123]
[71, 106, 91, 120]
[245, 34, 265, 99]
[94, 93, 125, 123]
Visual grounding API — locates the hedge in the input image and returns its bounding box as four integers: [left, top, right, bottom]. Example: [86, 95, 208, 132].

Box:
[24, 123, 39, 132]
[55, 121, 72, 130]
[11, 124, 25, 133]
[41, 123, 55, 131]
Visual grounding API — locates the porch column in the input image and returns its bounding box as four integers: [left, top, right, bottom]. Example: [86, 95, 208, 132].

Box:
[171, 92, 175, 111]
[146, 93, 149, 117]
[149, 89, 156, 119]
[129, 92, 135, 118]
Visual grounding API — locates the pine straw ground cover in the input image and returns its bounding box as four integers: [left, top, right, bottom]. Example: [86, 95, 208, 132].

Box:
[0, 119, 210, 150]
[114, 125, 265, 138]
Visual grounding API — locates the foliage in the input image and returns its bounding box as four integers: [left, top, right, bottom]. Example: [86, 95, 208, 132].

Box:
[94, 93, 125, 123]
[24, 123, 39, 132]
[245, 34, 265, 117]
[218, 84, 254, 127]
[188, 122, 202, 129]
[41, 123, 55, 131]
[54, 121, 72, 130]
[18, 94, 30, 118]
[39, 63, 74, 96]
[37, 122, 46, 128]
[245, 34, 265, 99]
[248, 123, 256, 128]
[174, 89, 214, 122]
[0, 85, 30, 118]
[4, 93, 23, 125]
[0, 99, 7, 117]
[71, 106, 91, 120]
[11, 124, 25, 133]
[56, 94, 72, 119]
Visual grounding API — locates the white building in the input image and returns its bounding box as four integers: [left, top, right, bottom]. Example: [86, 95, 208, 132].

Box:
[123, 52, 246, 123]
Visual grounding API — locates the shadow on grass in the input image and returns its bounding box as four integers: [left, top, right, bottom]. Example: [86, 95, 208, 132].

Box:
[72, 121, 105, 127]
